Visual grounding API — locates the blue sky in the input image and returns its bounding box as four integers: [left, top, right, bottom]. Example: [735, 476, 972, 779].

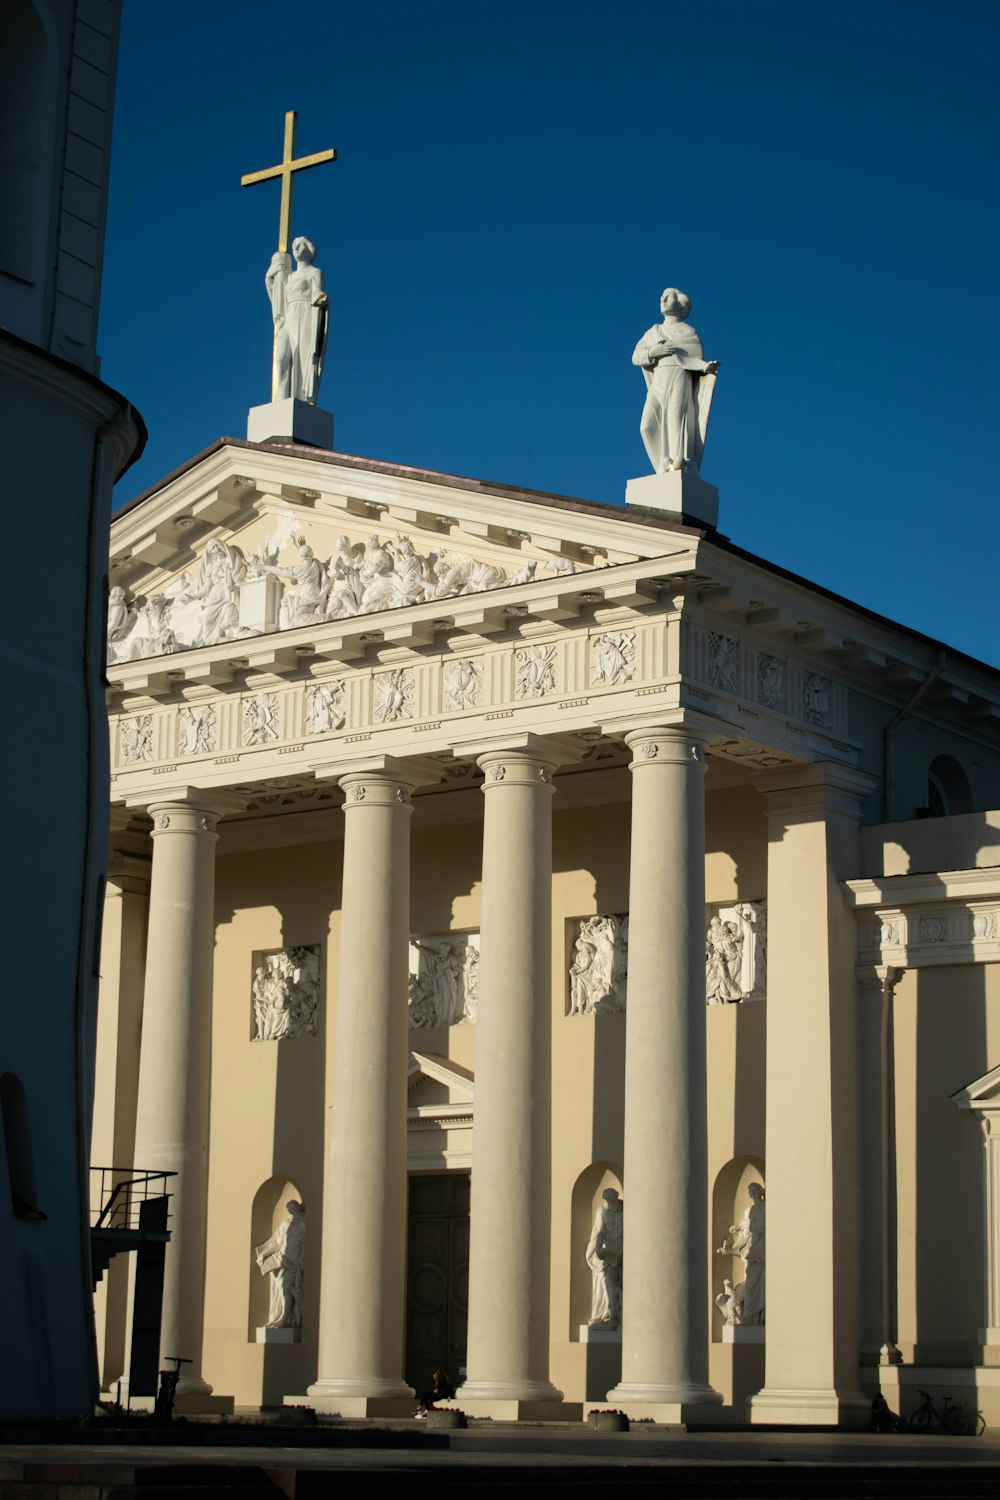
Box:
[100, 0, 999, 665]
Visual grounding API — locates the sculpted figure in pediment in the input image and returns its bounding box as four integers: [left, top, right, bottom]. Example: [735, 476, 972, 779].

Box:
[431, 551, 508, 598]
[174, 539, 247, 647]
[326, 535, 366, 619]
[257, 540, 330, 628]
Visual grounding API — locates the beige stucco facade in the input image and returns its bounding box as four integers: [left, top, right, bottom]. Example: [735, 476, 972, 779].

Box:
[94, 437, 1000, 1425]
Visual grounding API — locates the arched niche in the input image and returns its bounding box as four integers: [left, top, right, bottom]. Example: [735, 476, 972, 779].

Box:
[1, 1072, 41, 1218]
[0, 1, 55, 284]
[928, 754, 973, 817]
[247, 1175, 304, 1339]
[711, 1156, 764, 1337]
[569, 1160, 622, 1336]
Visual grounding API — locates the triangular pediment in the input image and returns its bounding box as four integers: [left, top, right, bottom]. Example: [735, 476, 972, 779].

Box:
[108, 440, 694, 668]
[953, 1065, 1000, 1110]
[407, 1051, 475, 1105]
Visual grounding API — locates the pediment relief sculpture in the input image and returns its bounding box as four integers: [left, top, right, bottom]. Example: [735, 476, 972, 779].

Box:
[108, 519, 592, 664]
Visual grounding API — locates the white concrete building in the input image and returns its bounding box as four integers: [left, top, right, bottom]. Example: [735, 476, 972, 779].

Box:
[95, 432, 1000, 1426]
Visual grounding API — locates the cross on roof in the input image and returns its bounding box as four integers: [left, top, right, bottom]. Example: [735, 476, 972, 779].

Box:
[241, 111, 336, 254]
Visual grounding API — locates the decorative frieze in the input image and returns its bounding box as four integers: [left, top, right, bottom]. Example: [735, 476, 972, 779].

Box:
[756, 653, 785, 711]
[120, 714, 153, 765]
[804, 672, 832, 729]
[179, 704, 215, 755]
[591, 632, 635, 687]
[306, 682, 345, 734]
[708, 633, 739, 694]
[242, 693, 278, 745]
[251, 946, 321, 1041]
[408, 933, 480, 1027]
[373, 668, 413, 723]
[568, 914, 629, 1015]
[444, 658, 483, 709]
[516, 644, 557, 699]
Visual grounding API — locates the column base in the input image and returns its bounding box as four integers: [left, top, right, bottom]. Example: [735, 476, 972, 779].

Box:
[749, 1387, 870, 1427]
[302, 1376, 415, 1418]
[290, 1390, 416, 1418]
[173, 1393, 234, 1415]
[607, 1380, 723, 1428]
[448, 1396, 576, 1422]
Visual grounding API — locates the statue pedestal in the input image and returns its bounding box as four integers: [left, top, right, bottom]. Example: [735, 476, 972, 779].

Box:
[239, 574, 282, 635]
[625, 470, 719, 529]
[247, 398, 334, 450]
[579, 1323, 621, 1343]
[255, 1326, 298, 1344]
[721, 1324, 765, 1343]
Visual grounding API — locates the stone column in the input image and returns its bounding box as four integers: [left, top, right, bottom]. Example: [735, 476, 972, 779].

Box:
[748, 764, 875, 1427]
[608, 725, 722, 1421]
[457, 736, 565, 1418]
[306, 758, 421, 1417]
[131, 792, 235, 1407]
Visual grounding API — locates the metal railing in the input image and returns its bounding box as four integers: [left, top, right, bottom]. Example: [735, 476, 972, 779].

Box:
[90, 1166, 176, 1231]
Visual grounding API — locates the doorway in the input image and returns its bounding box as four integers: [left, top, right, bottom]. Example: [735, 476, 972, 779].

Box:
[405, 1173, 469, 1400]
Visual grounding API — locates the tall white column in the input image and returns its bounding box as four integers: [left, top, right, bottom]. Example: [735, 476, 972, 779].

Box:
[307, 758, 419, 1416]
[748, 764, 874, 1427]
[131, 792, 233, 1404]
[608, 724, 722, 1420]
[457, 737, 564, 1418]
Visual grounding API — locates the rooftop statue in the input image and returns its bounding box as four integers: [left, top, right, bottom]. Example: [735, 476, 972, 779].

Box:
[632, 288, 719, 477]
[265, 237, 329, 404]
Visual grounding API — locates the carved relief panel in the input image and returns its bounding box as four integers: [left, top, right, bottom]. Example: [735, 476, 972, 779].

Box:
[407, 932, 480, 1028]
[568, 914, 629, 1015]
[706, 901, 767, 1004]
[251, 945, 321, 1041]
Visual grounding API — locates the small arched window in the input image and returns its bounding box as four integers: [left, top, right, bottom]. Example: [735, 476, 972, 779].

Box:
[927, 755, 974, 818]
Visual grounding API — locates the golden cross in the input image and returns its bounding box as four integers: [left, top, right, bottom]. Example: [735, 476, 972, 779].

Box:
[241, 111, 336, 253]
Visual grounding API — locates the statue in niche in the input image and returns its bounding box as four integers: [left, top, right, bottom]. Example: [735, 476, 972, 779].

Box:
[408, 935, 479, 1027]
[252, 946, 320, 1041]
[266, 237, 328, 404]
[569, 915, 628, 1015]
[257, 539, 330, 628]
[632, 288, 718, 476]
[586, 1187, 624, 1328]
[255, 1199, 306, 1328]
[717, 1182, 765, 1326]
[175, 539, 247, 647]
[715, 1278, 744, 1326]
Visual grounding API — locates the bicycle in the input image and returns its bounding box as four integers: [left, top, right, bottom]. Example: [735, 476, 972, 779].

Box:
[909, 1389, 970, 1435]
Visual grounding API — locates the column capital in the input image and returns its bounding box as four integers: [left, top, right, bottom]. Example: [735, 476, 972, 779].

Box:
[451, 729, 584, 771]
[315, 752, 443, 792]
[751, 761, 878, 820]
[126, 786, 246, 820]
[623, 724, 711, 768]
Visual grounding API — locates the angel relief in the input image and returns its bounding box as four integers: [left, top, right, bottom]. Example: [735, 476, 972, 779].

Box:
[108, 525, 592, 663]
